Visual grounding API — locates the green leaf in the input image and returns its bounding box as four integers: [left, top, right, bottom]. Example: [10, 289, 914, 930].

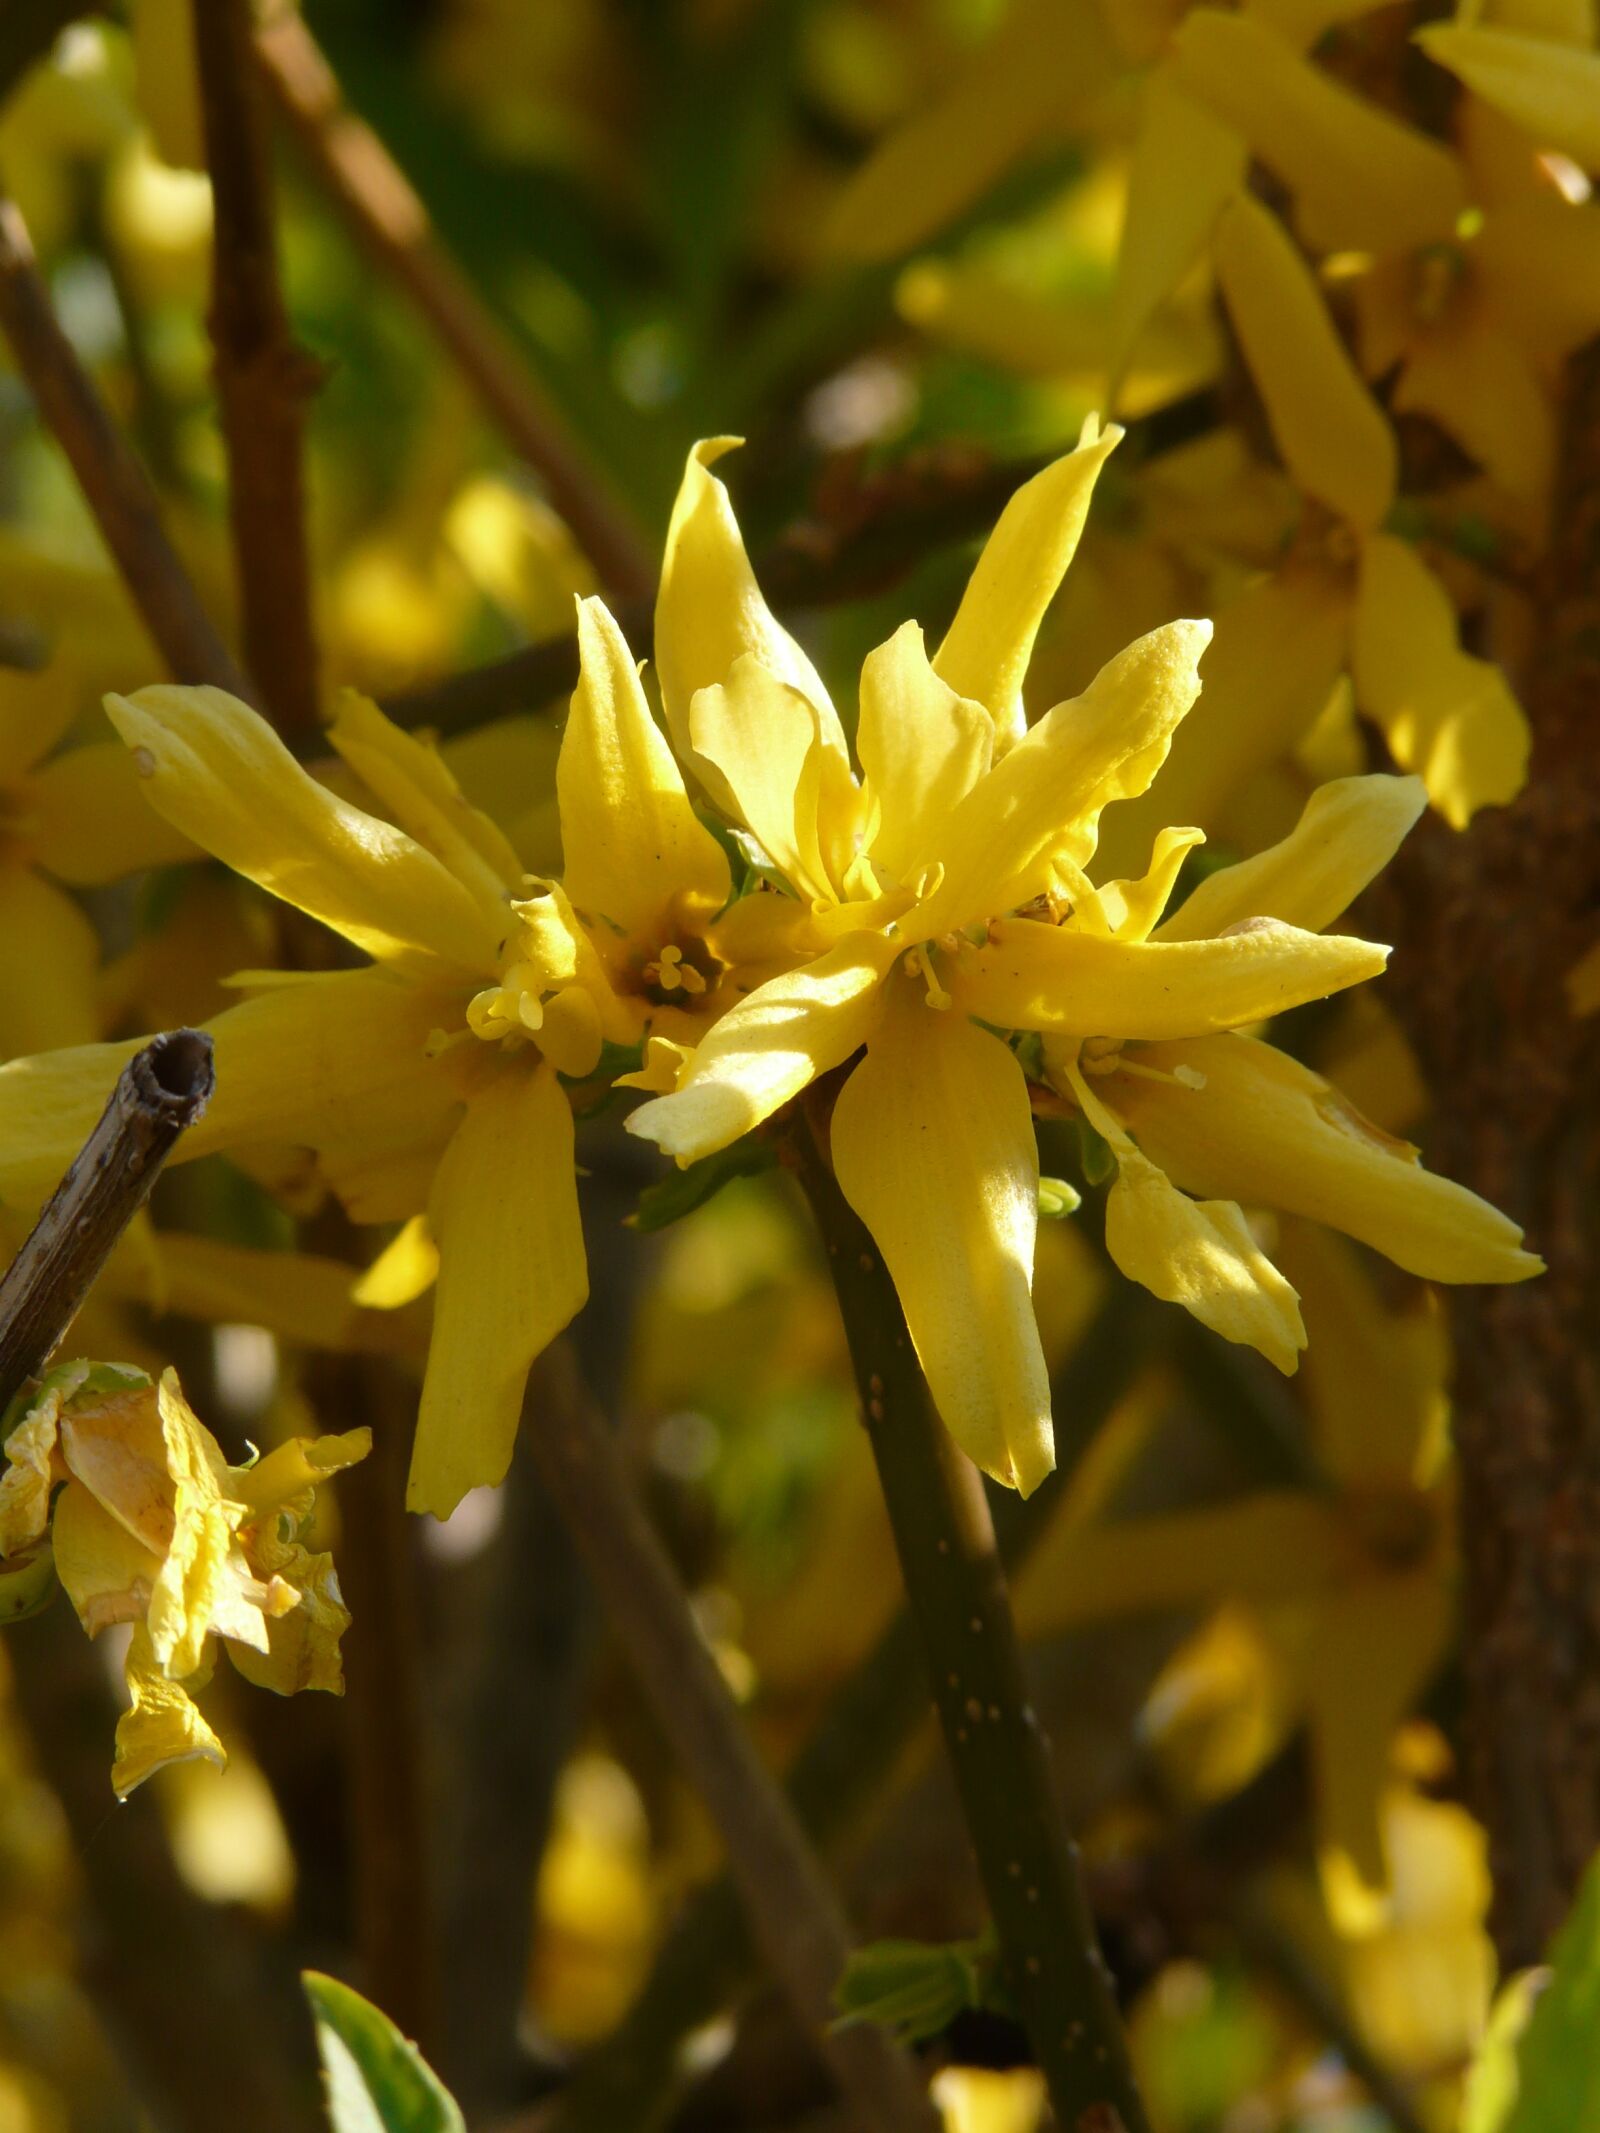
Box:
[629, 1141, 777, 1233]
[832, 1928, 1009, 2045]
[1499, 1847, 1600, 2133]
[1076, 1118, 1117, 1188]
[303, 1973, 465, 2133]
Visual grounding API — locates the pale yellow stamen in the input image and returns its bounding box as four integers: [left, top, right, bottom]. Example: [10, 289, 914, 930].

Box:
[906, 944, 951, 1010]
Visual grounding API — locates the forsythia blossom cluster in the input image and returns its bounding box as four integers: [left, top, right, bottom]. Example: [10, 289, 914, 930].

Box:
[0, 426, 1538, 1525]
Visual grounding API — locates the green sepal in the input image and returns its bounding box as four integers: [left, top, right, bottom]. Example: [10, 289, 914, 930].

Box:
[629, 1141, 777, 1232]
[1076, 1118, 1117, 1188]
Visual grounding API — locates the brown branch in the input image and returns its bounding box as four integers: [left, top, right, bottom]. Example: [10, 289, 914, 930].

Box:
[253, 9, 655, 604]
[524, 1341, 937, 2133]
[0, 197, 250, 694]
[0, 1031, 214, 1414]
[193, 0, 322, 737]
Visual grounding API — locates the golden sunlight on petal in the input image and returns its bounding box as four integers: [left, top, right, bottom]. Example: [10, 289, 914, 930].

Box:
[856, 620, 994, 884]
[410, 1062, 588, 1518]
[963, 916, 1386, 1039]
[0, 865, 100, 1055]
[147, 1371, 241, 1680]
[1107, 65, 1245, 398]
[105, 686, 501, 974]
[924, 619, 1210, 934]
[1110, 1033, 1543, 1282]
[1351, 535, 1531, 826]
[933, 419, 1123, 743]
[831, 994, 1054, 1493]
[113, 1624, 227, 1798]
[559, 597, 731, 939]
[350, 1214, 440, 1310]
[655, 441, 844, 805]
[51, 1481, 163, 1637]
[25, 741, 199, 885]
[690, 655, 835, 903]
[1416, 24, 1600, 171]
[1157, 774, 1426, 941]
[1094, 825, 1205, 941]
[1174, 11, 1468, 254]
[626, 931, 895, 1164]
[1214, 195, 1396, 532]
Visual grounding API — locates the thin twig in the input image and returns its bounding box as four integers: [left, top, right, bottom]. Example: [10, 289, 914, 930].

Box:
[0, 197, 249, 694]
[790, 1104, 1149, 2133]
[0, 1031, 214, 1415]
[524, 1340, 937, 2133]
[253, 8, 654, 603]
[192, 0, 322, 736]
[552, 1280, 1161, 2133]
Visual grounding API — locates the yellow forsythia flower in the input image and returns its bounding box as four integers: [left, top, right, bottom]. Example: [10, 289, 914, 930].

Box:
[0, 1361, 368, 1794]
[627, 421, 1538, 1497]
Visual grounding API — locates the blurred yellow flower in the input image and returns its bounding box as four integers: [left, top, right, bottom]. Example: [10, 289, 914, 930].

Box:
[0, 1361, 368, 1795]
[1418, 8, 1600, 172]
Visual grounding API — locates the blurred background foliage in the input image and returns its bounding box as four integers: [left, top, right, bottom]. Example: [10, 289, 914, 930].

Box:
[0, 0, 1594, 2127]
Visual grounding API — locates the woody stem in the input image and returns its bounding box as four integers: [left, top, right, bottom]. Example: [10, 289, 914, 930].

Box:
[789, 1099, 1149, 2133]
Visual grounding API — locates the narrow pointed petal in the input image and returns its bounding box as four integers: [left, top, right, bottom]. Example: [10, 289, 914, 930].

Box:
[627, 931, 894, 1164]
[656, 441, 844, 809]
[560, 597, 731, 937]
[1416, 24, 1600, 171]
[963, 916, 1386, 1039]
[1214, 195, 1396, 531]
[409, 1064, 587, 1518]
[328, 689, 524, 916]
[924, 619, 1210, 933]
[105, 686, 500, 973]
[825, 0, 1113, 260]
[112, 1623, 227, 1796]
[1093, 567, 1351, 881]
[831, 996, 1054, 1493]
[690, 655, 834, 902]
[857, 620, 994, 883]
[1158, 774, 1426, 941]
[1174, 11, 1468, 253]
[1304, 1574, 1453, 1924]
[1110, 1032, 1543, 1282]
[1352, 535, 1530, 826]
[0, 866, 100, 1054]
[25, 742, 198, 884]
[1107, 66, 1246, 394]
[934, 419, 1123, 741]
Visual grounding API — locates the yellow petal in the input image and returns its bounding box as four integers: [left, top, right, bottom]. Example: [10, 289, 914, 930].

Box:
[0, 1398, 61, 1558]
[0, 1035, 144, 1209]
[0, 665, 77, 784]
[857, 620, 994, 884]
[350, 1215, 440, 1310]
[228, 1537, 353, 1697]
[328, 689, 523, 918]
[560, 597, 731, 939]
[963, 916, 1387, 1038]
[105, 686, 500, 973]
[112, 1623, 226, 1798]
[25, 742, 199, 884]
[1109, 1032, 1543, 1282]
[409, 1062, 587, 1518]
[0, 865, 100, 1055]
[1093, 566, 1351, 879]
[147, 1370, 242, 1680]
[689, 655, 835, 903]
[1214, 195, 1397, 530]
[1174, 11, 1468, 252]
[1351, 535, 1530, 826]
[1474, 197, 1600, 368]
[655, 441, 844, 809]
[51, 1476, 163, 1634]
[230, 1429, 372, 1520]
[1303, 1574, 1454, 1921]
[1157, 774, 1426, 941]
[824, 0, 1114, 260]
[1092, 824, 1206, 941]
[1394, 315, 1554, 503]
[1416, 24, 1600, 170]
[626, 931, 894, 1164]
[924, 619, 1211, 933]
[933, 419, 1123, 744]
[1108, 66, 1246, 395]
[831, 992, 1054, 1493]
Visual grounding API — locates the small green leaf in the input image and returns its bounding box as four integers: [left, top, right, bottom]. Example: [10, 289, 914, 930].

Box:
[1038, 1177, 1082, 1220]
[303, 1973, 465, 2133]
[833, 1928, 1009, 2045]
[1500, 1846, 1600, 2133]
[629, 1141, 777, 1232]
[1076, 1118, 1117, 1188]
